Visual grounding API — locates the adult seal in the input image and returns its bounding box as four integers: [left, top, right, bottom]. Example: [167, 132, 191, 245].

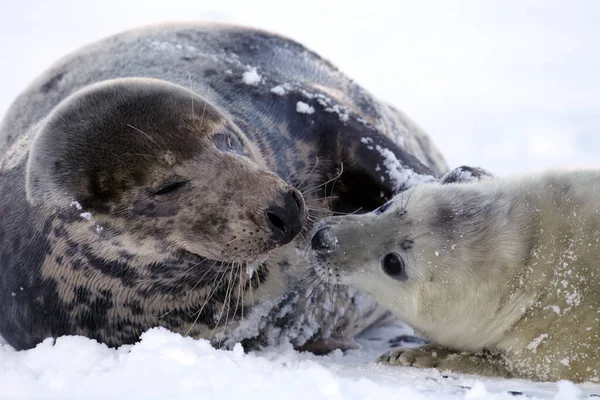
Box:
[0, 23, 451, 351]
[309, 169, 600, 382]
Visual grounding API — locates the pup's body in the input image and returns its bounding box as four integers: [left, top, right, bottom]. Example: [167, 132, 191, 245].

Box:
[310, 170, 600, 382]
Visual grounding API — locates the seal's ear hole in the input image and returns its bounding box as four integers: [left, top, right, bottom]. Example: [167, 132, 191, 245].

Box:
[381, 253, 408, 281]
[266, 211, 286, 232]
[152, 179, 189, 196]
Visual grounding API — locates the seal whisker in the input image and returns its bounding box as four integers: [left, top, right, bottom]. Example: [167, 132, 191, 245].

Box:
[408, 231, 434, 242]
[126, 124, 163, 151]
[199, 85, 210, 132]
[399, 184, 418, 215]
[328, 162, 343, 198]
[303, 270, 327, 317]
[157, 258, 219, 319]
[296, 156, 319, 190]
[303, 280, 321, 322]
[301, 272, 320, 299]
[186, 262, 230, 336]
[236, 262, 244, 320]
[307, 206, 359, 216]
[209, 263, 236, 342]
[122, 153, 157, 159]
[328, 280, 342, 327]
[310, 283, 330, 322]
[248, 263, 255, 306]
[310, 195, 339, 201]
[298, 268, 321, 289]
[302, 163, 344, 196]
[298, 231, 307, 246]
[219, 263, 240, 345]
[188, 70, 194, 116]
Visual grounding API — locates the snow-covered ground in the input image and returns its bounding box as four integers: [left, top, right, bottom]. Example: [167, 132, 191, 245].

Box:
[1, 324, 598, 400]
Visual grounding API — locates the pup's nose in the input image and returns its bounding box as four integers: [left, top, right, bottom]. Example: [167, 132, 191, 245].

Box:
[265, 188, 305, 245]
[310, 226, 336, 253]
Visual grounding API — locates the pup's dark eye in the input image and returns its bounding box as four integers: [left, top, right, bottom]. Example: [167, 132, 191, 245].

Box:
[381, 253, 408, 281]
[214, 130, 243, 154]
[153, 180, 189, 196]
[375, 201, 393, 215]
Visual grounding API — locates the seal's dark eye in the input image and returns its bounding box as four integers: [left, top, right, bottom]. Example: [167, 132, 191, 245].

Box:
[375, 201, 393, 215]
[153, 180, 189, 196]
[214, 130, 243, 154]
[381, 253, 408, 281]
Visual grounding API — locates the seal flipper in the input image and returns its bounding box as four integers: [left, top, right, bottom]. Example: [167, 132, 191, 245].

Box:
[378, 344, 512, 378]
[329, 120, 438, 214]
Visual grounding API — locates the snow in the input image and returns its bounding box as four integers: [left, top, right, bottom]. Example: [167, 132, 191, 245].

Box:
[527, 334, 549, 352]
[324, 103, 350, 122]
[69, 200, 104, 233]
[270, 85, 286, 95]
[0, 325, 598, 399]
[242, 67, 262, 86]
[442, 167, 477, 183]
[555, 381, 583, 400]
[373, 144, 437, 192]
[296, 101, 315, 114]
[360, 137, 438, 192]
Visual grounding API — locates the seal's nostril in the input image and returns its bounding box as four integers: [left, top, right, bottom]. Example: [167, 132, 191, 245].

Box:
[264, 189, 305, 245]
[266, 211, 286, 233]
[311, 227, 335, 252]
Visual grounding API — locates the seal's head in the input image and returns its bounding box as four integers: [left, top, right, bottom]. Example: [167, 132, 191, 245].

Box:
[26, 77, 306, 264]
[308, 182, 526, 346]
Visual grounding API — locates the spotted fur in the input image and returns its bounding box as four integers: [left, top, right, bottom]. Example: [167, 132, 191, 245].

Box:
[0, 23, 448, 350]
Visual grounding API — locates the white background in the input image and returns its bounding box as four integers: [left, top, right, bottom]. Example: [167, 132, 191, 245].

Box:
[1, 0, 599, 175]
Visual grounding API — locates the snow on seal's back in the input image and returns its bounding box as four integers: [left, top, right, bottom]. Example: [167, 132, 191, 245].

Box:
[296, 101, 315, 114]
[242, 67, 262, 86]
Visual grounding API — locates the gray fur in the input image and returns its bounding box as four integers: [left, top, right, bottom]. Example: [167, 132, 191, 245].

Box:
[0, 23, 448, 351]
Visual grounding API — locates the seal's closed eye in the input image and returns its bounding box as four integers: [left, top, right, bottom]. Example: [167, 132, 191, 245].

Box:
[153, 179, 189, 196]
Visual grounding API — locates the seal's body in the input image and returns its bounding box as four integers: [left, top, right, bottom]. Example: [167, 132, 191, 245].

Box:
[310, 169, 600, 382]
[0, 23, 448, 350]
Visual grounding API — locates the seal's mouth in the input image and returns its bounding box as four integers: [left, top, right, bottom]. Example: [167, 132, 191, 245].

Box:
[244, 255, 269, 279]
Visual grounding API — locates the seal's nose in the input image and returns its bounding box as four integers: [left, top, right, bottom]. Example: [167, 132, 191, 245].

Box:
[265, 188, 305, 245]
[310, 226, 336, 253]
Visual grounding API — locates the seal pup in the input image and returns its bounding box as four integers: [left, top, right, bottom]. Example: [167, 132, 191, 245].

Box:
[0, 22, 469, 351]
[310, 169, 600, 382]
